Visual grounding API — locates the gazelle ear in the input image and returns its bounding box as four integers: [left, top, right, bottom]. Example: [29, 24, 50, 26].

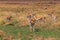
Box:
[27, 15, 31, 19]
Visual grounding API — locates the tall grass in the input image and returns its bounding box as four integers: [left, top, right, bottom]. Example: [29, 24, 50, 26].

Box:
[0, 3, 60, 40]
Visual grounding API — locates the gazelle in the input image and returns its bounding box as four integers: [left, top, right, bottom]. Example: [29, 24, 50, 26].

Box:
[37, 16, 46, 23]
[27, 14, 46, 32]
[6, 15, 12, 22]
[27, 14, 36, 32]
[48, 13, 57, 24]
[4, 15, 13, 26]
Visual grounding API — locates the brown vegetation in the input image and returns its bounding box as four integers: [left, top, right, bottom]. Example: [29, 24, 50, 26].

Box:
[0, 30, 6, 37]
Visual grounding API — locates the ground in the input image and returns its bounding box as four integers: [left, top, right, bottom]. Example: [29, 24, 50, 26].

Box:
[0, 3, 60, 40]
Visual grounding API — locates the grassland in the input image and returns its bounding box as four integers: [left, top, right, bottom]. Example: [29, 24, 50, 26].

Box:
[0, 3, 60, 40]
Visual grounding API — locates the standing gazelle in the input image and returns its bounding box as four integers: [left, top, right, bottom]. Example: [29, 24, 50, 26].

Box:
[48, 12, 57, 24]
[27, 14, 46, 32]
[6, 15, 12, 22]
[27, 14, 36, 32]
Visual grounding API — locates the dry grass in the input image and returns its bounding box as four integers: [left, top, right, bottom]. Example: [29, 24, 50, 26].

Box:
[0, 3, 60, 40]
[0, 30, 6, 37]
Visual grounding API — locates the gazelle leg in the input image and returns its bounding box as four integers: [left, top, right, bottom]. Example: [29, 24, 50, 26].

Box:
[32, 25, 35, 32]
[52, 16, 57, 24]
[29, 23, 33, 32]
[53, 18, 57, 24]
[29, 23, 35, 32]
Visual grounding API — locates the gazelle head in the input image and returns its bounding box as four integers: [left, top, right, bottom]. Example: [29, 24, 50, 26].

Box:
[27, 13, 36, 20]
